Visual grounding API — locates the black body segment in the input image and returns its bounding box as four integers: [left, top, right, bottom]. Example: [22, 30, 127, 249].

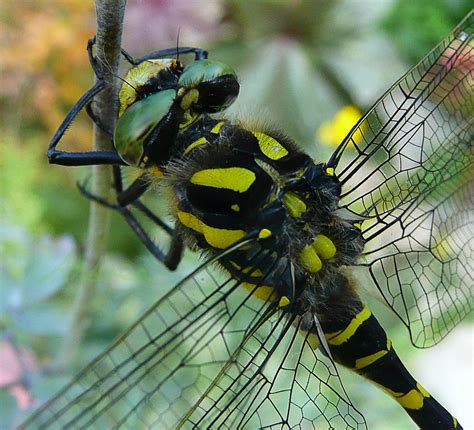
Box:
[320, 296, 462, 429]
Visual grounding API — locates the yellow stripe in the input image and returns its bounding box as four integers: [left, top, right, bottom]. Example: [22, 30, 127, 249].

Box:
[229, 261, 264, 277]
[326, 306, 371, 346]
[258, 228, 272, 239]
[376, 382, 430, 411]
[183, 137, 208, 155]
[242, 283, 277, 302]
[191, 168, 256, 193]
[179, 111, 199, 129]
[278, 296, 290, 307]
[230, 204, 240, 212]
[149, 165, 163, 177]
[355, 349, 388, 369]
[211, 121, 225, 134]
[355, 336, 392, 369]
[177, 211, 245, 249]
[180, 88, 199, 110]
[252, 131, 288, 160]
[282, 192, 307, 217]
[394, 389, 425, 410]
[417, 383, 430, 398]
[381, 386, 426, 410]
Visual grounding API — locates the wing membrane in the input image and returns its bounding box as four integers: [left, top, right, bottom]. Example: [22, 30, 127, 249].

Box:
[328, 12, 473, 346]
[23, 238, 269, 428]
[23, 239, 365, 429]
[185, 308, 366, 429]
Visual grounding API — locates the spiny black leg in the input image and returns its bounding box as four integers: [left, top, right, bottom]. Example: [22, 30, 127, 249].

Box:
[86, 36, 104, 79]
[121, 46, 208, 66]
[164, 231, 184, 270]
[111, 169, 173, 235]
[132, 200, 174, 235]
[119, 207, 168, 264]
[78, 180, 183, 270]
[48, 80, 104, 154]
[47, 37, 124, 167]
[120, 48, 136, 65]
[113, 165, 124, 193]
[85, 103, 114, 138]
[120, 207, 183, 270]
[48, 87, 125, 165]
[117, 174, 150, 206]
[114, 174, 173, 235]
[48, 150, 125, 166]
[77, 181, 121, 209]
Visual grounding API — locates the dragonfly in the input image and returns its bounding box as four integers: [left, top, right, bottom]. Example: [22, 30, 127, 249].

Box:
[23, 11, 472, 429]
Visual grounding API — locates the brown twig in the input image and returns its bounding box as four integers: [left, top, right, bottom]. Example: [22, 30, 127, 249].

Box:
[56, 0, 127, 369]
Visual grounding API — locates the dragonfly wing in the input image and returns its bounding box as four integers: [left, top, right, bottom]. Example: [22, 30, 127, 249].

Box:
[184, 308, 366, 429]
[363, 169, 472, 347]
[328, 12, 473, 347]
[24, 240, 367, 429]
[23, 238, 271, 428]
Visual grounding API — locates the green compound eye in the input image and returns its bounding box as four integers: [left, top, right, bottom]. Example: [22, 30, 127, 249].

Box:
[178, 59, 239, 113]
[114, 89, 176, 166]
[179, 59, 236, 86]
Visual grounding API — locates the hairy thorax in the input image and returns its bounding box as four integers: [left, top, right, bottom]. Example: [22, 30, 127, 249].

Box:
[166, 118, 366, 317]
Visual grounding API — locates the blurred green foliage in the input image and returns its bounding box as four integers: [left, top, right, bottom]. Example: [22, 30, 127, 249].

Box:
[0, 224, 76, 427]
[382, 0, 472, 62]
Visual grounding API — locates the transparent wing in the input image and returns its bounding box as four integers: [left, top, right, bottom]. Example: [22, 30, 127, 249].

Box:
[184, 306, 366, 429]
[22, 239, 365, 429]
[328, 12, 473, 347]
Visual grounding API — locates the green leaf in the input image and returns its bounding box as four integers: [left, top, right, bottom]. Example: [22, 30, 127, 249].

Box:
[1, 225, 77, 314]
[14, 305, 69, 336]
[19, 236, 76, 306]
[0, 389, 18, 430]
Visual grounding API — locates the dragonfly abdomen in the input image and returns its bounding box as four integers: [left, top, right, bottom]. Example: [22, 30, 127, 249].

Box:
[321, 298, 462, 429]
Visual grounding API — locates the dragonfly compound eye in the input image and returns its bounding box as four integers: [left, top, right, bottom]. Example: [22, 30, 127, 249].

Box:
[114, 89, 176, 166]
[178, 59, 240, 113]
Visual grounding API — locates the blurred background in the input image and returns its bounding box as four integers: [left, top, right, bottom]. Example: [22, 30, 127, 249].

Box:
[0, 0, 472, 428]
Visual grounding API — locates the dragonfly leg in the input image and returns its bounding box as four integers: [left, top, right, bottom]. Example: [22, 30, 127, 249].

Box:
[122, 46, 208, 65]
[78, 172, 183, 270]
[47, 38, 124, 166]
[85, 103, 114, 138]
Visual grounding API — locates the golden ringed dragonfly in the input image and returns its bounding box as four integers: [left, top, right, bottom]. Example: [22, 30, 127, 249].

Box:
[23, 11, 472, 429]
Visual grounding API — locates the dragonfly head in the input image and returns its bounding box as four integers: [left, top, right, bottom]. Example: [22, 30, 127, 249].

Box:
[114, 58, 240, 167]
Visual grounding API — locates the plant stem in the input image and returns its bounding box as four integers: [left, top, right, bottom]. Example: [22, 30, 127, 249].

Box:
[56, 0, 127, 370]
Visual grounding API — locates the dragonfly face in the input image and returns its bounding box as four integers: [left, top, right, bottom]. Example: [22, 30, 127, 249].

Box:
[24, 10, 472, 430]
[114, 57, 240, 167]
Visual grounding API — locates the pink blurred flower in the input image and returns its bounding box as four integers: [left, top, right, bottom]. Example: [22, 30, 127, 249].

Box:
[0, 341, 37, 410]
[124, 0, 228, 52]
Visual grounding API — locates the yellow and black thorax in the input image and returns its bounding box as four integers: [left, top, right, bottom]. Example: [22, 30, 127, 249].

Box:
[167, 118, 365, 315]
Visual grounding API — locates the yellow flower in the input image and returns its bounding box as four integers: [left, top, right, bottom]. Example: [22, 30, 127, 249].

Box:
[317, 105, 363, 147]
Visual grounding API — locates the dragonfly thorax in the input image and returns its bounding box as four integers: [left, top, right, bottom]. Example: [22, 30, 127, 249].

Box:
[167, 119, 365, 314]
